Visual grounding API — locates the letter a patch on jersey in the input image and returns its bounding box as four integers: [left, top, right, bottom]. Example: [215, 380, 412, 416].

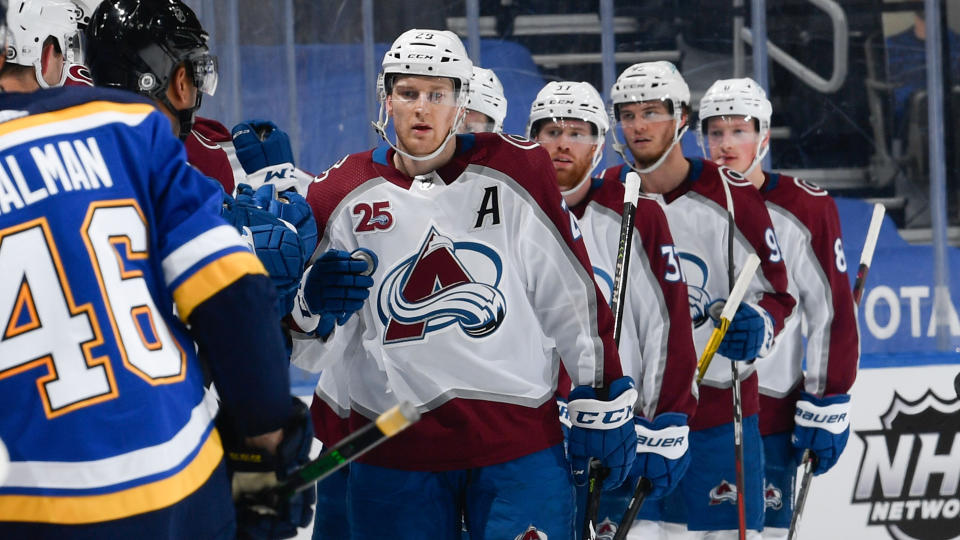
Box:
[378, 226, 506, 344]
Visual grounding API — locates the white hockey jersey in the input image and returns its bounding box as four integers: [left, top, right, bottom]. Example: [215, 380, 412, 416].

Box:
[602, 160, 795, 430]
[756, 172, 859, 435]
[294, 133, 623, 470]
[565, 177, 698, 420]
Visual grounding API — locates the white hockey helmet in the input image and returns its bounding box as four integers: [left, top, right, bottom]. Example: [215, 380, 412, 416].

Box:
[380, 29, 473, 98]
[698, 77, 772, 176]
[374, 29, 473, 162]
[527, 81, 609, 138]
[5, 0, 82, 88]
[466, 66, 507, 132]
[70, 0, 102, 29]
[610, 61, 690, 174]
[527, 81, 608, 195]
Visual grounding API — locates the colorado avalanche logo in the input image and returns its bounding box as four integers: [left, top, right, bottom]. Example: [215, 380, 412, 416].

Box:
[709, 479, 739, 505]
[514, 525, 548, 540]
[764, 482, 783, 510]
[678, 251, 712, 327]
[378, 227, 506, 344]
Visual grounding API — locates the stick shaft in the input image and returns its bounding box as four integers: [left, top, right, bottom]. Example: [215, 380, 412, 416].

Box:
[585, 172, 641, 538]
[788, 203, 884, 539]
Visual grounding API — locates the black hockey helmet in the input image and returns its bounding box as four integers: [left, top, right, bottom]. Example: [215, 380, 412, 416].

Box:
[85, 0, 218, 138]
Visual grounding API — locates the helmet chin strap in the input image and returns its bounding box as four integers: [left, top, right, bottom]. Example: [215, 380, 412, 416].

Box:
[559, 141, 605, 197]
[612, 123, 688, 175]
[372, 101, 466, 163]
[741, 136, 769, 178]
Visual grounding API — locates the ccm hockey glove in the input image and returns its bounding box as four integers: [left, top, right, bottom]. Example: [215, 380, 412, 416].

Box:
[792, 392, 851, 475]
[220, 398, 316, 540]
[294, 249, 374, 338]
[567, 376, 639, 491]
[631, 413, 691, 500]
[708, 300, 774, 360]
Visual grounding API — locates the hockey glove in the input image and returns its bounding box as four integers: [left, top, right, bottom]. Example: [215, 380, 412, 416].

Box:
[232, 120, 300, 192]
[220, 398, 316, 540]
[295, 249, 374, 338]
[631, 413, 691, 500]
[567, 376, 639, 491]
[792, 392, 851, 475]
[250, 184, 318, 263]
[708, 300, 774, 360]
[232, 120, 295, 172]
[221, 190, 304, 318]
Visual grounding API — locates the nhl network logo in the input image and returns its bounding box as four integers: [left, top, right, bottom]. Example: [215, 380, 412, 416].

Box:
[850, 373, 960, 540]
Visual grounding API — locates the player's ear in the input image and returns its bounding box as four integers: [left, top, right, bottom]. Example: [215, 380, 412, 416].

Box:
[385, 93, 394, 117]
[167, 65, 192, 109]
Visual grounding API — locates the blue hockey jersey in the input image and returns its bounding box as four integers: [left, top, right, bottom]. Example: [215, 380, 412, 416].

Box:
[0, 87, 265, 526]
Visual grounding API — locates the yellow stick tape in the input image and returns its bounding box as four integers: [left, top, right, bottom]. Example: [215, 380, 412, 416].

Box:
[375, 403, 417, 437]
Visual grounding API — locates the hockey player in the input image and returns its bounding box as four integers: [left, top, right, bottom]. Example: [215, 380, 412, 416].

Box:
[528, 80, 698, 537]
[601, 61, 795, 538]
[0, 0, 82, 92]
[698, 78, 859, 539]
[0, 15, 314, 538]
[84, 0, 316, 318]
[291, 29, 637, 539]
[459, 66, 507, 133]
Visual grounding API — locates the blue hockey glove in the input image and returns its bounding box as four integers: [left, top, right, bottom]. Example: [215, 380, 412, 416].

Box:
[631, 413, 691, 500]
[297, 249, 374, 338]
[251, 184, 318, 262]
[792, 392, 851, 475]
[232, 120, 301, 191]
[221, 398, 316, 540]
[221, 190, 304, 317]
[708, 300, 774, 360]
[232, 119, 295, 173]
[567, 376, 639, 491]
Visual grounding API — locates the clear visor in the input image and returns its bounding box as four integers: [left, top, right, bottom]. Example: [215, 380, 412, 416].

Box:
[534, 119, 601, 145]
[617, 106, 674, 126]
[390, 85, 460, 108]
[701, 116, 761, 151]
[188, 53, 219, 96]
[460, 109, 496, 133]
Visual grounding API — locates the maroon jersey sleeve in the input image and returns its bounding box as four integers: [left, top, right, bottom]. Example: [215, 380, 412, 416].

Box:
[481, 135, 624, 388]
[722, 169, 796, 334]
[633, 198, 698, 418]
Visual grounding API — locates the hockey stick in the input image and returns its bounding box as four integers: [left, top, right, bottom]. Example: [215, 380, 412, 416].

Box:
[240, 401, 420, 513]
[787, 202, 885, 540]
[694, 254, 761, 385]
[583, 171, 642, 540]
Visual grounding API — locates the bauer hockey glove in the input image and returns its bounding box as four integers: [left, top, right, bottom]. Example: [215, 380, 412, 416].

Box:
[219, 398, 316, 540]
[232, 120, 300, 192]
[295, 249, 374, 338]
[792, 392, 851, 475]
[221, 190, 304, 318]
[567, 376, 639, 491]
[708, 300, 774, 360]
[250, 183, 318, 263]
[631, 413, 691, 500]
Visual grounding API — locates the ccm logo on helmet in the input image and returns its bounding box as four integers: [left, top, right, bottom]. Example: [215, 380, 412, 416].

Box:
[406, 53, 435, 60]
